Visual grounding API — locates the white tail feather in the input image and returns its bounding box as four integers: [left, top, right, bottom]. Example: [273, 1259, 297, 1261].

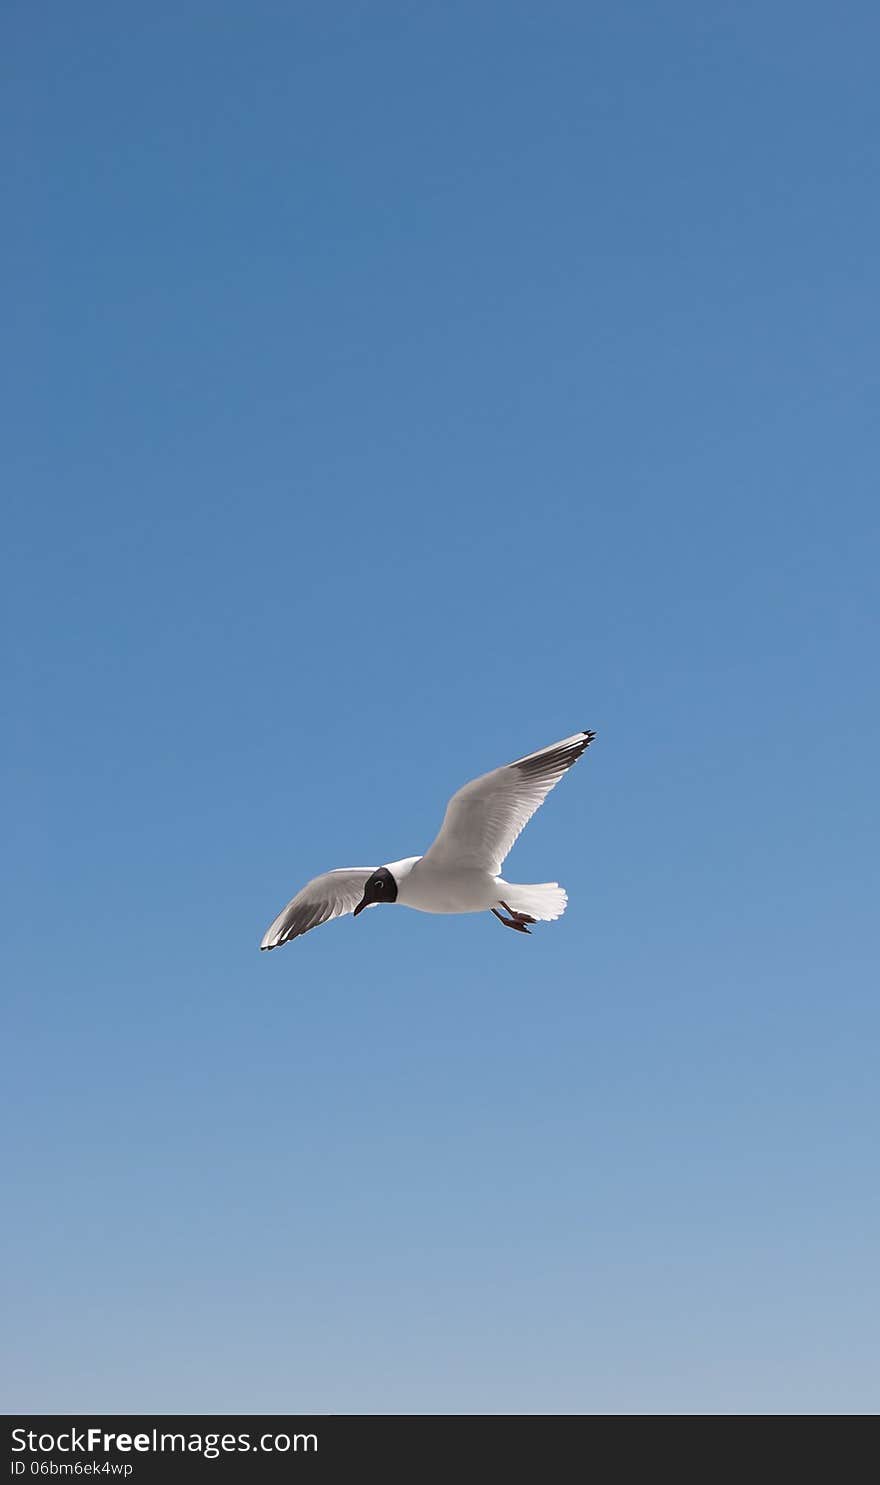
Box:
[499, 882, 568, 921]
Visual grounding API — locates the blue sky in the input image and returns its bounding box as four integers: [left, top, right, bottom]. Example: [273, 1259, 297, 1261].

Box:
[3, 2, 878, 1413]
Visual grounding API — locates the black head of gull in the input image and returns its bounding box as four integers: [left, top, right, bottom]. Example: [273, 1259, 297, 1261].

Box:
[353, 866, 399, 916]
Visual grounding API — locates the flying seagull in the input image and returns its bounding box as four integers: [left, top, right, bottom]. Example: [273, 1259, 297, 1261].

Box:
[260, 729, 596, 949]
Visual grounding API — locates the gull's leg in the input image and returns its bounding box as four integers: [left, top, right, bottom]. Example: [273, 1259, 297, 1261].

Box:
[499, 900, 537, 926]
[491, 906, 532, 934]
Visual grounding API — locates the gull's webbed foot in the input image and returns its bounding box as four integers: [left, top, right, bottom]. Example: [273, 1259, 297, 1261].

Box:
[491, 906, 533, 934]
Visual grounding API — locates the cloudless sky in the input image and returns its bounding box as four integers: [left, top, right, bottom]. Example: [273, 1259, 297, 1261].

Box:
[3, 1, 879, 1414]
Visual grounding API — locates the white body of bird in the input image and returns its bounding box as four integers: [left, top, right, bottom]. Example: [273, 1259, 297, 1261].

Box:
[389, 856, 566, 920]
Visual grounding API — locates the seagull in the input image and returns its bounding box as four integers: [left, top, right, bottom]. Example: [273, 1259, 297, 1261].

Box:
[260, 729, 596, 949]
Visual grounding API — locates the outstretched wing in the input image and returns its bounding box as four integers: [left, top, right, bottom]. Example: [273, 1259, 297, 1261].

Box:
[260, 867, 375, 950]
[421, 730, 595, 875]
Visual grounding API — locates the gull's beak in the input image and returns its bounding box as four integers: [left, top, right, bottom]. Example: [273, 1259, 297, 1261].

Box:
[353, 897, 368, 917]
